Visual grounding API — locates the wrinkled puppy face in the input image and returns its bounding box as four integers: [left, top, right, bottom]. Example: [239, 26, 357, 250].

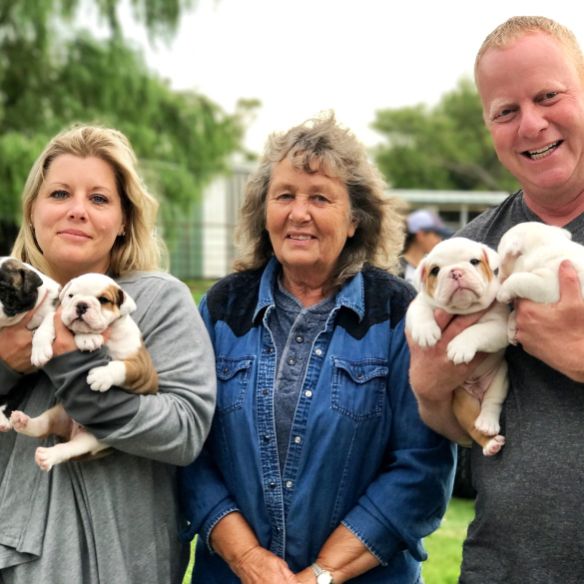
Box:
[0, 257, 43, 325]
[60, 273, 134, 334]
[416, 237, 500, 314]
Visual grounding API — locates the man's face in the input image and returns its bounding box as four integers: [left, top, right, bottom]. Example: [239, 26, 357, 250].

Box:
[477, 32, 584, 203]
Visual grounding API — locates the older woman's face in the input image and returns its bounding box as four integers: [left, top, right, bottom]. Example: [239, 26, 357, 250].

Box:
[31, 154, 125, 283]
[266, 158, 355, 284]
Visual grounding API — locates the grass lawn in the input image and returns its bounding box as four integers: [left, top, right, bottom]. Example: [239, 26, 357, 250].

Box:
[181, 497, 474, 583]
[422, 496, 474, 583]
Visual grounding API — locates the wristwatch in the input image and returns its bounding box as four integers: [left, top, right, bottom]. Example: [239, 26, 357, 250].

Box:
[311, 562, 334, 584]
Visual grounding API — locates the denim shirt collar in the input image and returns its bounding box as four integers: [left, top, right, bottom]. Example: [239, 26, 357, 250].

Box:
[253, 257, 366, 323]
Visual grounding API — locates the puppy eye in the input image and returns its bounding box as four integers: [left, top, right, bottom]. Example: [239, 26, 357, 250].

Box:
[470, 258, 481, 266]
[429, 266, 440, 277]
[494, 267, 499, 276]
[68, 293, 74, 298]
[98, 296, 110, 305]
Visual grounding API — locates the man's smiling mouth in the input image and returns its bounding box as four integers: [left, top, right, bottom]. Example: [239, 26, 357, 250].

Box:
[523, 140, 562, 160]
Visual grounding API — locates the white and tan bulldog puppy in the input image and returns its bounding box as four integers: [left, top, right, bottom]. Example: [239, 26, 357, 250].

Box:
[406, 237, 510, 456]
[0, 257, 60, 430]
[10, 273, 158, 471]
[497, 222, 584, 342]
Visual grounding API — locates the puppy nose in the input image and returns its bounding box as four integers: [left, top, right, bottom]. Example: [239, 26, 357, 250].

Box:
[450, 269, 464, 281]
[76, 302, 88, 316]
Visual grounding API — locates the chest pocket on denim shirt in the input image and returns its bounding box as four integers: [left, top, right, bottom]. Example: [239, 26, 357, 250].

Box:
[331, 357, 388, 421]
[216, 356, 254, 414]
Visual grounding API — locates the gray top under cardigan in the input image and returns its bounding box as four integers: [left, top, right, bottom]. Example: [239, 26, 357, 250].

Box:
[0, 271, 216, 584]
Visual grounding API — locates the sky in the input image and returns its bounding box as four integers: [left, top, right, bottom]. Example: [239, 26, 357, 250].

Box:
[119, 0, 584, 154]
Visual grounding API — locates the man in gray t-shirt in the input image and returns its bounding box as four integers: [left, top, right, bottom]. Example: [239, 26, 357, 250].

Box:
[408, 16, 584, 584]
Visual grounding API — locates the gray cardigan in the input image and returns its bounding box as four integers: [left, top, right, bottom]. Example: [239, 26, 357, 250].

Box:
[0, 271, 216, 584]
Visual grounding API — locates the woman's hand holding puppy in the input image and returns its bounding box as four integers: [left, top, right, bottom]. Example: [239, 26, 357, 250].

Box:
[0, 314, 35, 373]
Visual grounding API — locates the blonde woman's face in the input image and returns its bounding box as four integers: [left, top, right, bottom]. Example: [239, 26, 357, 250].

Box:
[31, 154, 125, 283]
[265, 158, 355, 285]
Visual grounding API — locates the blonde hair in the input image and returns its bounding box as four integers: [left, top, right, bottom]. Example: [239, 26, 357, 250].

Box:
[475, 16, 584, 81]
[235, 112, 404, 286]
[12, 124, 167, 278]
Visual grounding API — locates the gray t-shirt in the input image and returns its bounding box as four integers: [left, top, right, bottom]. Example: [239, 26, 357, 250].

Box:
[457, 191, 584, 584]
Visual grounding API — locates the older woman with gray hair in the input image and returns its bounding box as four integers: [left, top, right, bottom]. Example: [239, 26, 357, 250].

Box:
[179, 113, 455, 584]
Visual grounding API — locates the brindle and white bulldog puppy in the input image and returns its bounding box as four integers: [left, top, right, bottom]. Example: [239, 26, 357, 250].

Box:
[406, 237, 510, 456]
[497, 221, 584, 344]
[10, 273, 158, 471]
[0, 257, 60, 430]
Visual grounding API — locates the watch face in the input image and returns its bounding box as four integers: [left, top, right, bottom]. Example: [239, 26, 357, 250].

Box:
[316, 572, 333, 584]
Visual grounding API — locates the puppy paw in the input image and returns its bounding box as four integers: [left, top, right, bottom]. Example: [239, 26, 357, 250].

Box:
[35, 447, 56, 472]
[0, 410, 12, 432]
[447, 338, 477, 364]
[411, 322, 442, 348]
[10, 410, 30, 432]
[31, 342, 54, 368]
[76, 334, 104, 352]
[496, 286, 514, 305]
[482, 435, 505, 457]
[87, 366, 114, 392]
[474, 412, 500, 436]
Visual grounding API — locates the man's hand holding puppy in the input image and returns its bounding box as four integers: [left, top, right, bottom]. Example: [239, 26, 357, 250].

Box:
[513, 260, 584, 382]
[407, 309, 488, 444]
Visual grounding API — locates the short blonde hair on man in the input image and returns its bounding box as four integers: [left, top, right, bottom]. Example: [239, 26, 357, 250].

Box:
[12, 124, 167, 278]
[235, 113, 404, 287]
[474, 16, 584, 81]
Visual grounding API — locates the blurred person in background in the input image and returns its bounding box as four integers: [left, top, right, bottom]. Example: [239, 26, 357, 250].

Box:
[398, 209, 453, 285]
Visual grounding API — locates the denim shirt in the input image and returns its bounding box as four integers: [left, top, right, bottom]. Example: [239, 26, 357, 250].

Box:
[179, 259, 455, 584]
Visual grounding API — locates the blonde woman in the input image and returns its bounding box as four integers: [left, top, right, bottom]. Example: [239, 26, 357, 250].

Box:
[0, 125, 216, 583]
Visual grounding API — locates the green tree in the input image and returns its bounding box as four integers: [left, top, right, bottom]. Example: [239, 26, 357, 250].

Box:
[372, 77, 517, 192]
[0, 0, 253, 254]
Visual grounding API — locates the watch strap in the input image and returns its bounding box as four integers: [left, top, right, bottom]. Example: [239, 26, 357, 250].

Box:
[310, 562, 334, 583]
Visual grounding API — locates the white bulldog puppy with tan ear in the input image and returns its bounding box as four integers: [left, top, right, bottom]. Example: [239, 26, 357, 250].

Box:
[10, 273, 158, 471]
[406, 237, 510, 456]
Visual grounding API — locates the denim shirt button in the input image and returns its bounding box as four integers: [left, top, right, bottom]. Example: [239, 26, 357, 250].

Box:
[293, 435, 302, 444]
[304, 390, 313, 398]
[268, 481, 277, 489]
[285, 480, 294, 490]
[262, 434, 271, 443]
[262, 388, 269, 396]
[295, 335, 304, 343]
[314, 348, 323, 356]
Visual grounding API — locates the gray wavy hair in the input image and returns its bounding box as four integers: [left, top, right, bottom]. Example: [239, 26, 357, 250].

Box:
[12, 124, 167, 278]
[234, 113, 404, 286]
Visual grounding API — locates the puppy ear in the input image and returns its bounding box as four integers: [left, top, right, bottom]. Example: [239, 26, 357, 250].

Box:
[117, 288, 136, 315]
[497, 237, 523, 282]
[59, 280, 73, 303]
[412, 259, 427, 292]
[481, 245, 500, 271]
[21, 268, 43, 297]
